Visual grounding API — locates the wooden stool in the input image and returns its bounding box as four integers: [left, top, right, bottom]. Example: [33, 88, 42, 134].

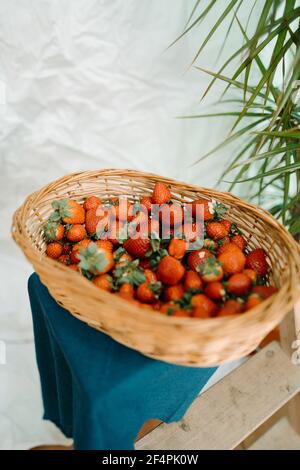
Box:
[136, 308, 300, 450]
[30, 308, 300, 450]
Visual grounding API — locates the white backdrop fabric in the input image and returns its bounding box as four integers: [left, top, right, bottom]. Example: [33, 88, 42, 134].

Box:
[0, 0, 249, 449]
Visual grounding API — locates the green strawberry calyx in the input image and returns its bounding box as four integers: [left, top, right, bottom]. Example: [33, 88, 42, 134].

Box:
[114, 247, 126, 262]
[78, 242, 108, 275]
[47, 211, 62, 223]
[143, 239, 168, 270]
[174, 290, 201, 311]
[52, 199, 72, 219]
[148, 281, 162, 299]
[43, 220, 60, 241]
[113, 260, 146, 288]
[213, 202, 227, 220]
[197, 257, 221, 276]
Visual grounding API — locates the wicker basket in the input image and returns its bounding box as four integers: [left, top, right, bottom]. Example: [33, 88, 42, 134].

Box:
[12, 169, 300, 366]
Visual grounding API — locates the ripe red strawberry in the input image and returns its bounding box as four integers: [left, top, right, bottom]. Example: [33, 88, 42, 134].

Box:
[159, 302, 177, 314]
[114, 251, 133, 268]
[139, 303, 154, 310]
[140, 196, 153, 213]
[57, 254, 70, 265]
[252, 285, 278, 299]
[218, 245, 246, 274]
[107, 219, 128, 244]
[161, 225, 174, 240]
[171, 309, 191, 318]
[187, 249, 213, 271]
[183, 271, 202, 291]
[206, 222, 228, 240]
[217, 236, 230, 252]
[243, 269, 257, 284]
[46, 242, 63, 259]
[157, 256, 185, 286]
[93, 274, 113, 291]
[85, 207, 108, 235]
[245, 294, 262, 310]
[114, 259, 146, 288]
[123, 237, 151, 259]
[182, 222, 202, 242]
[70, 250, 80, 264]
[203, 239, 218, 251]
[126, 201, 135, 222]
[220, 219, 232, 234]
[118, 283, 135, 299]
[198, 257, 224, 282]
[109, 197, 134, 222]
[70, 239, 91, 264]
[149, 217, 160, 236]
[66, 224, 87, 242]
[190, 199, 214, 221]
[165, 284, 184, 301]
[68, 264, 79, 271]
[152, 300, 162, 311]
[191, 294, 217, 318]
[52, 199, 85, 224]
[127, 299, 142, 307]
[83, 195, 101, 211]
[218, 299, 243, 317]
[128, 211, 149, 236]
[43, 221, 65, 242]
[218, 241, 238, 256]
[168, 238, 187, 260]
[78, 242, 114, 274]
[136, 282, 161, 303]
[227, 273, 251, 296]
[62, 242, 72, 255]
[231, 234, 247, 252]
[139, 259, 151, 270]
[73, 239, 91, 251]
[85, 208, 98, 234]
[245, 248, 268, 276]
[95, 240, 114, 252]
[204, 282, 226, 301]
[159, 303, 190, 317]
[159, 203, 183, 227]
[143, 269, 157, 283]
[152, 182, 171, 205]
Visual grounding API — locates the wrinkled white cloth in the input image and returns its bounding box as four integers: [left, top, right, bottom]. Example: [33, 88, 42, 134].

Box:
[0, 0, 250, 449]
[0, 0, 249, 338]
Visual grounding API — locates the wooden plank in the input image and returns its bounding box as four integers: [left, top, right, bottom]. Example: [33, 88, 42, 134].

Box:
[136, 342, 300, 450]
[237, 404, 287, 449]
[280, 309, 300, 435]
[246, 416, 300, 450]
[235, 406, 285, 450]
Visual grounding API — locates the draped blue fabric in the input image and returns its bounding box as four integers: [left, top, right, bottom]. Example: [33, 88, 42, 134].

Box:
[28, 273, 216, 450]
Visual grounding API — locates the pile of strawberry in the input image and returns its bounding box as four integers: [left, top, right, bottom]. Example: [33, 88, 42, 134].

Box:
[43, 182, 278, 319]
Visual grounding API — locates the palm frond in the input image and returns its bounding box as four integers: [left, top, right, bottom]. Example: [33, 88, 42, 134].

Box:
[177, 0, 300, 233]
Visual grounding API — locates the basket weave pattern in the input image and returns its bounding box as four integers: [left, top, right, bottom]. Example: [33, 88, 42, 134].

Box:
[12, 169, 300, 366]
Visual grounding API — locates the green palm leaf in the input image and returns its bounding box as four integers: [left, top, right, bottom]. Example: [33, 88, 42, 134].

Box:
[176, 0, 300, 234]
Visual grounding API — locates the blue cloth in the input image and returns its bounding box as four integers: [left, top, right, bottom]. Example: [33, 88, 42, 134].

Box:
[28, 273, 217, 450]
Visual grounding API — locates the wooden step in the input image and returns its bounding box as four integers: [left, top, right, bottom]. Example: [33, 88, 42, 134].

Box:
[136, 342, 300, 450]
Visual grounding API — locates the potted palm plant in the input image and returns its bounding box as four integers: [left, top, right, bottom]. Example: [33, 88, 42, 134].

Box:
[174, 0, 300, 238]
